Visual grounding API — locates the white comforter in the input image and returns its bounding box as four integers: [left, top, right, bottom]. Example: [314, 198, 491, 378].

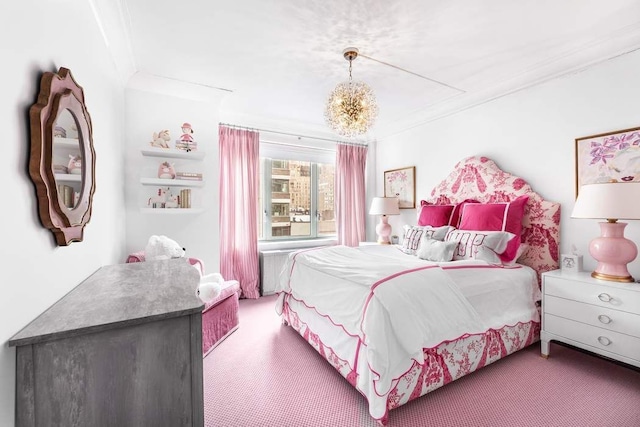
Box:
[276, 244, 540, 397]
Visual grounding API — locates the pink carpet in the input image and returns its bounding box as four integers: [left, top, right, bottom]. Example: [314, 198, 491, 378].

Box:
[203, 295, 640, 427]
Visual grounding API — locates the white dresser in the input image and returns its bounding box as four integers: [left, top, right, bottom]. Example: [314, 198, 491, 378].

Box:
[541, 269, 640, 368]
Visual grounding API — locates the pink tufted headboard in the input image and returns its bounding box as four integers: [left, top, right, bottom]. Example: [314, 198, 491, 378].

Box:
[425, 156, 560, 283]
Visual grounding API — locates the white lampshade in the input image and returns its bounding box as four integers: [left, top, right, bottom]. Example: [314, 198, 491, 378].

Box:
[369, 197, 400, 216]
[572, 182, 640, 220]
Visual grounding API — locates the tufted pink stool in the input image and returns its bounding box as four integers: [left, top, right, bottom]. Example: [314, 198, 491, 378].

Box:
[125, 251, 240, 355]
[201, 280, 240, 356]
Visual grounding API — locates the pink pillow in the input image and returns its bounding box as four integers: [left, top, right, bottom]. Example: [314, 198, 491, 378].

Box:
[449, 199, 479, 228]
[458, 195, 529, 263]
[417, 202, 455, 227]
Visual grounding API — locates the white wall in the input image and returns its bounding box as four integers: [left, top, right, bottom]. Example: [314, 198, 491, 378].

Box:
[0, 1, 126, 425]
[376, 50, 640, 278]
[124, 89, 222, 274]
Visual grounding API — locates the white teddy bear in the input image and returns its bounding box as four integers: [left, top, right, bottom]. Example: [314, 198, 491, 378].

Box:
[143, 235, 222, 303]
[144, 235, 185, 260]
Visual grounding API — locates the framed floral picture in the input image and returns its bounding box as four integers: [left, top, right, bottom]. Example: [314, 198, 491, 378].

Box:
[384, 166, 415, 209]
[575, 126, 640, 197]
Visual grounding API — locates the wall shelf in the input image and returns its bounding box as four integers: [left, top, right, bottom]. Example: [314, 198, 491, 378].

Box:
[140, 146, 204, 211]
[55, 173, 82, 182]
[139, 208, 204, 214]
[141, 147, 205, 160]
[140, 178, 204, 187]
[53, 137, 79, 148]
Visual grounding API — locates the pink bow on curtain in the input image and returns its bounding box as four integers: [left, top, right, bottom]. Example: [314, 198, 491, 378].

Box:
[219, 125, 260, 299]
[335, 143, 368, 246]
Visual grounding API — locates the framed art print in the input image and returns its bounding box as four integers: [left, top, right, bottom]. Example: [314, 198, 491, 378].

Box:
[575, 126, 640, 197]
[384, 166, 415, 209]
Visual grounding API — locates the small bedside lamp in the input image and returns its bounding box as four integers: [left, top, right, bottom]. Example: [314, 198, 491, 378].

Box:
[369, 197, 400, 244]
[571, 182, 640, 282]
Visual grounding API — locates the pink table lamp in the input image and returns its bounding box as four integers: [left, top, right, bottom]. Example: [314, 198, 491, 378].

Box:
[369, 197, 400, 244]
[572, 182, 640, 282]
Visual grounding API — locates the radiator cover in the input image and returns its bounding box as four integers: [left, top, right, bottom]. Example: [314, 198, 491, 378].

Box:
[259, 249, 297, 296]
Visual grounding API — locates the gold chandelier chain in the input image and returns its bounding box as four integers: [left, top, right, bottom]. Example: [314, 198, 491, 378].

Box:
[348, 60, 353, 82]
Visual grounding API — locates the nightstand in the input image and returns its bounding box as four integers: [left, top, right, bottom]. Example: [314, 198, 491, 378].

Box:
[541, 269, 640, 368]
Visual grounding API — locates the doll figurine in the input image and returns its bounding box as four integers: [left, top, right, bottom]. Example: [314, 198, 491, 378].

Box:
[177, 122, 197, 151]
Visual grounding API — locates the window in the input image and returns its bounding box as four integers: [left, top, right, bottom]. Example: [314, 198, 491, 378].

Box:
[258, 149, 335, 241]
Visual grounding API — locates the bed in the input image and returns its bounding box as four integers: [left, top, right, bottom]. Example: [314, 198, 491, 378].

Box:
[275, 156, 560, 425]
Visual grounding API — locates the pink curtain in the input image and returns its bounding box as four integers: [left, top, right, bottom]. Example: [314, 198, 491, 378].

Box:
[335, 143, 368, 246]
[219, 125, 260, 299]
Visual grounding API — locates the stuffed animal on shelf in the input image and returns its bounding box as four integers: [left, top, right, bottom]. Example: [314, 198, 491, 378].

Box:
[68, 154, 82, 175]
[157, 161, 176, 179]
[54, 126, 67, 138]
[144, 235, 186, 261]
[148, 187, 170, 207]
[150, 130, 171, 148]
[176, 122, 197, 151]
[165, 191, 179, 208]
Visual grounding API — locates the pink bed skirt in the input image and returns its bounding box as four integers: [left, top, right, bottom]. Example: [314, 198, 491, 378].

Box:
[281, 294, 540, 425]
[202, 281, 241, 356]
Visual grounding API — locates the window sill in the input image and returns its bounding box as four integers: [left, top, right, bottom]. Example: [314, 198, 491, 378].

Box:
[258, 238, 337, 252]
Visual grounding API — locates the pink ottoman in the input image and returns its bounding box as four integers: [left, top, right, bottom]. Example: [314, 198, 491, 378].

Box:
[126, 252, 239, 355]
[202, 280, 240, 356]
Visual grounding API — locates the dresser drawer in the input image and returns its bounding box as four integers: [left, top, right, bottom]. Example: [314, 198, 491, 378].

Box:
[544, 313, 640, 362]
[544, 295, 640, 338]
[544, 276, 640, 314]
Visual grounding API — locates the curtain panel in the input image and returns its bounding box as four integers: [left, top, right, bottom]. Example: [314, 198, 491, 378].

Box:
[335, 143, 368, 246]
[218, 125, 260, 299]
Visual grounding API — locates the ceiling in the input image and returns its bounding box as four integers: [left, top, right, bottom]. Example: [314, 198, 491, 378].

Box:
[108, 0, 640, 140]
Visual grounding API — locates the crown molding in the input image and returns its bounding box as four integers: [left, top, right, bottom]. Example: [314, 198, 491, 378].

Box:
[126, 72, 230, 105]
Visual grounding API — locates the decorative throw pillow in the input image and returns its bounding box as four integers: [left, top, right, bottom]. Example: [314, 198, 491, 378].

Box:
[449, 199, 480, 228]
[458, 195, 529, 263]
[417, 202, 455, 227]
[416, 236, 458, 262]
[401, 225, 453, 255]
[445, 229, 514, 264]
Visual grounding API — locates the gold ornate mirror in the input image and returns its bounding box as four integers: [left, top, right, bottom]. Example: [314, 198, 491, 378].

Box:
[29, 67, 96, 246]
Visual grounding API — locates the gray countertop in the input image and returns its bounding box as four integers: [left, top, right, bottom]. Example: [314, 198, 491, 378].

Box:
[9, 259, 204, 347]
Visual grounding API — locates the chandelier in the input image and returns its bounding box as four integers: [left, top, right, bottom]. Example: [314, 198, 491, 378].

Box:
[325, 48, 378, 138]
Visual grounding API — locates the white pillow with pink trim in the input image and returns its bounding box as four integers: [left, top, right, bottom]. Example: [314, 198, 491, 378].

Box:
[444, 229, 514, 264]
[401, 225, 453, 255]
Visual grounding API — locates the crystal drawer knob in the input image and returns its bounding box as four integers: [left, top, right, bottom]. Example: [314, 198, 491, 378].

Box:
[598, 315, 612, 324]
[598, 293, 612, 303]
[597, 336, 612, 346]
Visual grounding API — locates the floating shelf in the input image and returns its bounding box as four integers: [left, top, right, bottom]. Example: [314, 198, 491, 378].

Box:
[55, 173, 82, 182]
[141, 147, 205, 160]
[139, 208, 204, 214]
[54, 137, 80, 148]
[140, 178, 204, 187]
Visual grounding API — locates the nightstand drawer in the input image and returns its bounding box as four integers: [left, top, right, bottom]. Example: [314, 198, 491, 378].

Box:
[544, 295, 640, 338]
[544, 276, 640, 314]
[544, 313, 640, 362]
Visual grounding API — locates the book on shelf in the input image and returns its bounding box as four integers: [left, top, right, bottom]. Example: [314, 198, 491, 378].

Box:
[175, 172, 203, 180]
[179, 189, 192, 208]
[57, 184, 75, 208]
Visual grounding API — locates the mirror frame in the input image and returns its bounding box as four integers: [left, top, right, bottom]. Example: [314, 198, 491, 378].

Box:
[29, 67, 96, 246]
